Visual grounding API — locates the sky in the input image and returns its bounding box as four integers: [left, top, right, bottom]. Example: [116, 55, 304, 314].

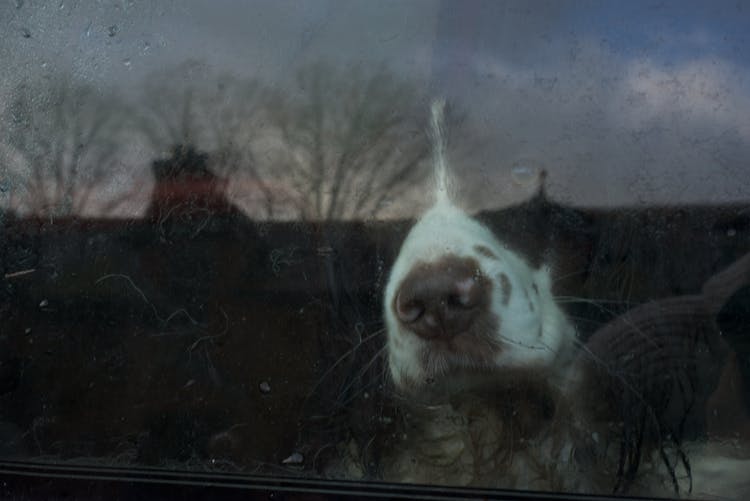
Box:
[1, 0, 749, 217]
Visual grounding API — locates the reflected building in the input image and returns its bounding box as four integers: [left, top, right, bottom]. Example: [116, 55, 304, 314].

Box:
[144, 144, 235, 238]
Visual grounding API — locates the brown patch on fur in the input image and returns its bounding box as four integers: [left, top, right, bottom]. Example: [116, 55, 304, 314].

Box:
[474, 245, 499, 260]
[498, 273, 512, 305]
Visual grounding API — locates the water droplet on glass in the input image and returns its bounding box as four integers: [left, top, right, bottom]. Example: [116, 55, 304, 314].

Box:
[281, 452, 303, 465]
[511, 164, 536, 186]
[24, 328, 32, 335]
[259, 381, 271, 393]
[107, 25, 118, 37]
[122, 58, 131, 67]
[21, 28, 31, 38]
[39, 299, 49, 308]
[0, 181, 9, 193]
[15, 0, 24, 9]
[727, 228, 736, 237]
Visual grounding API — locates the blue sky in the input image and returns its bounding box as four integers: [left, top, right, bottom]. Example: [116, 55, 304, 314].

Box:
[576, 1, 748, 65]
[432, 1, 749, 84]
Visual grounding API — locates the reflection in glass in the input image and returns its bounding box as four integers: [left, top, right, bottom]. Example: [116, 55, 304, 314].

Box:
[1, 1, 749, 499]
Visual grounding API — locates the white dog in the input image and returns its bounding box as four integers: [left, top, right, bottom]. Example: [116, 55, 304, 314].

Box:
[376, 100, 750, 497]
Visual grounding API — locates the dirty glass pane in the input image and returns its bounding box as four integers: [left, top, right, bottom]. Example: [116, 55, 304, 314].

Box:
[1, 1, 749, 498]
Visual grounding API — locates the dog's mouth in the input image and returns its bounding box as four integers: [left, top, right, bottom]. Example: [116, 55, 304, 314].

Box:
[417, 332, 500, 370]
[394, 357, 544, 406]
[386, 338, 503, 397]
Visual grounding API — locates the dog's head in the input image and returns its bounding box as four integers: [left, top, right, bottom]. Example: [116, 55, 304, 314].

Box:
[383, 102, 576, 395]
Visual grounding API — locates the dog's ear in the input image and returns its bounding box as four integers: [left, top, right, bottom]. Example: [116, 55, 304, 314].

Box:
[574, 287, 735, 493]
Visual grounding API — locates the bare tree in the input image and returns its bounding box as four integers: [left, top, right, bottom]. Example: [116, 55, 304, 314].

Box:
[2, 76, 131, 216]
[136, 61, 278, 217]
[135, 60, 431, 221]
[0, 155, 25, 215]
[136, 60, 205, 152]
[268, 62, 430, 221]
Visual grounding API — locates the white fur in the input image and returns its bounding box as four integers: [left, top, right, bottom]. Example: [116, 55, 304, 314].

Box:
[384, 201, 576, 389]
[384, 101, 576, 391]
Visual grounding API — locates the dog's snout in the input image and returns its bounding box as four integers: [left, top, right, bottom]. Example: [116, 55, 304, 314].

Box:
[393, 256, 489, 340]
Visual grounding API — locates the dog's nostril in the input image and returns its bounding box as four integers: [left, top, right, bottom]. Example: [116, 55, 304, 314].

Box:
[395, 293, 424, 323]
[392, 256, 489, 340]
[446, 293, 462, 307]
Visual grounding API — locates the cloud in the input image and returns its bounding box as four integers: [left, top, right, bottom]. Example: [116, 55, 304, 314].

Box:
[619, 58, 750, 137]
[439, 37, 750, 210]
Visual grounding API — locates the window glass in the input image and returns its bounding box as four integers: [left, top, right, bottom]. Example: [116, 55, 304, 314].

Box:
[1, 1, 749, 498]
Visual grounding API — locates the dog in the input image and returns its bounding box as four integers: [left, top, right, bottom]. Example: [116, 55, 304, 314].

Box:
[376, 100, 750, 497]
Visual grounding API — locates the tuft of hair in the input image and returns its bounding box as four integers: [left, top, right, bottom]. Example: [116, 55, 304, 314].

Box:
[429, 99, 451, 207]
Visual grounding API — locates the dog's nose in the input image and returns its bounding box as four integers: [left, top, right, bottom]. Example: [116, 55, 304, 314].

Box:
[393, 256, 489, 340]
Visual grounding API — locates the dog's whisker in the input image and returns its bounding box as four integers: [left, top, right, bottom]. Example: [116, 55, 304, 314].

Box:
[334, 345, 388, 406]
[304, 328, 385, 404]
[554, 295, 636, 306]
